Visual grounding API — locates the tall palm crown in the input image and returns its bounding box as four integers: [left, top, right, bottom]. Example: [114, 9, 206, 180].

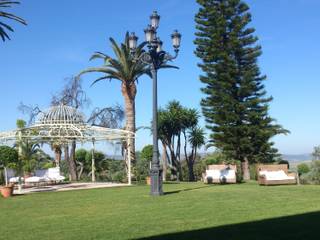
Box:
[0, 0, 26, 41]
[79, 32, 150, 85]
[79, 32, 150, 164]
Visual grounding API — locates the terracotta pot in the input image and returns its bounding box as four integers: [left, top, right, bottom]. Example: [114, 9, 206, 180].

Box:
[1, 185, 14, 198]
[146, 176, 151, 185]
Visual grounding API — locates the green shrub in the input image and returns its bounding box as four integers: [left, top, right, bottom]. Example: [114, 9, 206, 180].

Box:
[249, 164, 257, 180]
[297, 163, 310, 176]
[300, 160, 320, 184]
[135, 145, 152, 182]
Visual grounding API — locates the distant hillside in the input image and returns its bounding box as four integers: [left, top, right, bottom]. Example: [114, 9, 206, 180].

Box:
[282, 154, 312, 162]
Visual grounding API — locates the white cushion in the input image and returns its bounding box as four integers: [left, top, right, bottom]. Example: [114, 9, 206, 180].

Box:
[47, 167, 65, 181]
[9, 177, 24, 183]
[206, 170, 221, 179]
[260, 170, 295, 180]
[25, 176, 48, 183]
[220, 169, 236, 180]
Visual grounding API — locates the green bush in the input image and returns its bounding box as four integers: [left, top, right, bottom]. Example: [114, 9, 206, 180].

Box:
[297, 163, 310, 176]
[300, 160, 320, 184]
[249, 164, 257, 180]
[135, 145, 152, 182]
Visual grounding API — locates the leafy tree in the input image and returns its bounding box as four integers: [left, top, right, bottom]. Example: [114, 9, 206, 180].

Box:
[75, 148, 105, 180]
[0, 0, 26, 41]
[0, 146, 18, 167]
[135, 145, 152, 181]
[0, 146, 18, 185]
[194, 0, 288, 180]
[300, 160, 320, 185]
[312, 146, 320, 160]
[79, 33, 151, 165]
[188, 126, 206, 181]
[158, 101, 202, 181]
[140, 145, 153, 162]
[297, 163, 310, 176]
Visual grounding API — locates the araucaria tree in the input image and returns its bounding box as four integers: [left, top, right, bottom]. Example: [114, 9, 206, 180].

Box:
[194, 0, 288, 180]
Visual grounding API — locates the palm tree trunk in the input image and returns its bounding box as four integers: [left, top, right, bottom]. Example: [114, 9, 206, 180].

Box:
[69, 140, 78, 181]
[161, 142, 168, 181]
[54, 147, 62, 167]
[122, 83, 136, 166]
[64, 144, 77, 181]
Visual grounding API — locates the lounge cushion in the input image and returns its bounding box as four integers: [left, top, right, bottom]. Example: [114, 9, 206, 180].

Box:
[9, 177, 24, 183]
[259, 170, 295, 181]
[25, 176, 48, 183]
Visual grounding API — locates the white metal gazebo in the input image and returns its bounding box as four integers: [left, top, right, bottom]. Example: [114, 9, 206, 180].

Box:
[0, 105, 134, 186]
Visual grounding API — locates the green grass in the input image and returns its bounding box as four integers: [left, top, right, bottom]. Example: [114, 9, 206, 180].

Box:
[1, 182, 320, 240]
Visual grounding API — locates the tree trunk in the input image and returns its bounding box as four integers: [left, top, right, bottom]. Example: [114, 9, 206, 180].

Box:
[64, 144, 77, 181]
[241, 157, 250, 181]
[187, 148, 196, 182]
[64, 145, 70, 180]
[69, 140, 78, 181]
[161, 142, 168, 181]
[54, 147, 62, 167]
[122, 83, 136, 165]
[168, 143, 178, 180]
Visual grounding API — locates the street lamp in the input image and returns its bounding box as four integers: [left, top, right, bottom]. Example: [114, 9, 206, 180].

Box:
[129, 11, 181, 196]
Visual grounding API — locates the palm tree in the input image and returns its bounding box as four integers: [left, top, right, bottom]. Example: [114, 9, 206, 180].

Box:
[19, 139, 40, 174]
[188, 126, 206, 181]
[79, 32, 150, 164]
[0, 0, 26, 41]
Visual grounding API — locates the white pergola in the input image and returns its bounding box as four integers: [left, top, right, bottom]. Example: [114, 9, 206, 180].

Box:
[0, 105, 134, 185]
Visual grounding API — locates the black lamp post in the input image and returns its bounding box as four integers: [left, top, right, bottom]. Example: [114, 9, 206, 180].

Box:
[129, 11, 181, 196]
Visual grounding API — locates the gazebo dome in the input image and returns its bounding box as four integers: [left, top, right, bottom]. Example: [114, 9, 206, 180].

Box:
[38, 105, 85, 125]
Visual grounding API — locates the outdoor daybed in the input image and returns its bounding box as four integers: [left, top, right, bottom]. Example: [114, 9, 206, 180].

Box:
[257, 164, 297, 186]
[25, 167, 65, 185]
[7, 169, 24, 184]
[203, 164, 237, 184]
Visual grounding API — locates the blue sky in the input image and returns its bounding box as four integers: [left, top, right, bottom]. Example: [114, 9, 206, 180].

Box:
[0, 0, 320, 155]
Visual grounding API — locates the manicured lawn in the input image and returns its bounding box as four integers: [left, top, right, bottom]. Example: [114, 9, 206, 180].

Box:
[1, 182, 320, 240]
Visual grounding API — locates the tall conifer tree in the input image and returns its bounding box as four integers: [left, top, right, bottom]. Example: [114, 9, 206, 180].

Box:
[194, 0, 288, 179]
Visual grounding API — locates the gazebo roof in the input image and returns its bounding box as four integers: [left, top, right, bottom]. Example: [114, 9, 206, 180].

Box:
[38, 105, 85, 125]
[0, 105, 134, 144]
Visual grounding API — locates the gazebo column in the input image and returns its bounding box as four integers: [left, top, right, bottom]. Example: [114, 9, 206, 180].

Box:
[91, 139, 96, 182]
[18, 130, 23, 193]
[127, 138, 132, 185]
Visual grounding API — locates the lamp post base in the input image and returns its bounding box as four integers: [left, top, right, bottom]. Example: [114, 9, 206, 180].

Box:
[150, 168, 163, 196]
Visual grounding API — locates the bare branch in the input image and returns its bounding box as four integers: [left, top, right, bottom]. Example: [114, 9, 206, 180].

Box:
[87, 104, 124, 129]
[51, 76, 91, 109]
[18, 102, 42, 126]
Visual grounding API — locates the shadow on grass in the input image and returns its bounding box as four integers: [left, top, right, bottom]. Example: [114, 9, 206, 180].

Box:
[133, 211, 320, 240]
[165, 185, 213, 195]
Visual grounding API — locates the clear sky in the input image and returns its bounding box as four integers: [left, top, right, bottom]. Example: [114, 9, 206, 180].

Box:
[0, 0, 320, 155]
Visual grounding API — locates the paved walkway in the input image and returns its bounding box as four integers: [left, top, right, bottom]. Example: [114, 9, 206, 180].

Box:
[14, 182, 129, 195]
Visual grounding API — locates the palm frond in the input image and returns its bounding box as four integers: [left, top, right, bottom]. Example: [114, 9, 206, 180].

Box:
[0, 11, 26, 25]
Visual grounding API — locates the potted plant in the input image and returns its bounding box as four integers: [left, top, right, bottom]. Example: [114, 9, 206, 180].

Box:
[0, 183, 14, 198]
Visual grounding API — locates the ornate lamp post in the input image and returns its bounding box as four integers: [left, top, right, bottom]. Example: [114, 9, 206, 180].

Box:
[129, 11, 181, 196]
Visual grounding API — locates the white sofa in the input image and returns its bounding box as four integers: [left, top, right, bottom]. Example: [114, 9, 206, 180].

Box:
[259, 170, 295, 181]
[257, 164, 297, 185]
[6, 168, 24, 184]
[204, 164, 237, 184]
[25, 167, 65, 185]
